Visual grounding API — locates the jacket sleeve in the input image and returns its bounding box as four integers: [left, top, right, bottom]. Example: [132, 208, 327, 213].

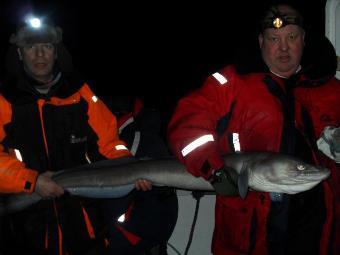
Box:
[311, 78, 340, 162]
[79, 84, 132, 159]
[312, 78, 340, 137]
[0, 95, 38, 193]
[167, 66, 240, 179]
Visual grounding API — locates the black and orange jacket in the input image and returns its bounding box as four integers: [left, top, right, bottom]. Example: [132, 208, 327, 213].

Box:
[0, 70, 131, 254]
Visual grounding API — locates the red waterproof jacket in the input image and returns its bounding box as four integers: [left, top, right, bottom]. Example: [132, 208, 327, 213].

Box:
[168, 65, 340, 255]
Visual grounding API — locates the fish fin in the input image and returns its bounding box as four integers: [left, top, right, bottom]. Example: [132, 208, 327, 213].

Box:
[238, 161, 249, 199]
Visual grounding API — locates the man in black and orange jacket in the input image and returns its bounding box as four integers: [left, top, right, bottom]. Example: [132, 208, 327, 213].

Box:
[0, 15, 150, 255]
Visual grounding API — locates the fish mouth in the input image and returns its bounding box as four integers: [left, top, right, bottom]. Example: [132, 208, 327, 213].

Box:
[294, 168, 330, 181]
[263, 168, 330, 194]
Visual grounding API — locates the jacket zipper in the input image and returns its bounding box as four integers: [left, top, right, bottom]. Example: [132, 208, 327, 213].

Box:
[37, 99, 52, 170]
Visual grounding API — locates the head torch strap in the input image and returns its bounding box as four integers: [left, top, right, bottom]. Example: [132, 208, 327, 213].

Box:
[262, 6, 304, 30]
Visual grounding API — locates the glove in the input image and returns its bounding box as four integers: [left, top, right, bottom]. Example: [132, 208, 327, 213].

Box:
[317, 126, 340, 163]
[209, 165, 240, 196]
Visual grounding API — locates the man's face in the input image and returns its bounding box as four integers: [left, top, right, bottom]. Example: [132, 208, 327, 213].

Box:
[18, 43, 56, 83]
[259, 24, 305, 78]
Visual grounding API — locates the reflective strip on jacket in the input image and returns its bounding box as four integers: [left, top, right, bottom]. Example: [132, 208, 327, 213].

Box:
[167, 65, 340, 254]
[0, 74, 131, 254]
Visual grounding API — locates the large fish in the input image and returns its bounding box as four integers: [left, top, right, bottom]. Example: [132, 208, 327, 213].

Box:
[0, 152, 330, 214]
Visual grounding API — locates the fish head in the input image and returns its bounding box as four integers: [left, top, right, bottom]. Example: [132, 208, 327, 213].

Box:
[249, 153, 330, 194]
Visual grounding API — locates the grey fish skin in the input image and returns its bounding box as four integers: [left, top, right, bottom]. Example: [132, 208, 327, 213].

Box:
[55, 158, 214, 194]
[222, 152, 330, 195]
[0, 152, 330, 215]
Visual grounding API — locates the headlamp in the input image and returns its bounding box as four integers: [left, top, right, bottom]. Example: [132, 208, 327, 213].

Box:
[10, 15, 62, 47]
[261, 7, 303, 30]
[273, 17, 283, 29]
[27, 17, 42, 29]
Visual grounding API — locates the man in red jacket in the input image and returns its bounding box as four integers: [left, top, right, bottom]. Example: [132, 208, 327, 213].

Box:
[168, 4, 340, 255]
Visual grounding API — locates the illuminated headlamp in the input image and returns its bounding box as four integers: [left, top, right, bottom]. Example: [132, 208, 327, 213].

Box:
[261, 7, 303, 30]
[262, 15, 303, 30]
[26, 17, 42, 29]
[273, 17, 283, 29]
[10, 15, 62, 47]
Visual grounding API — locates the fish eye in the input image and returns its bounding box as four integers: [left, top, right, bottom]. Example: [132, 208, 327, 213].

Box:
[297, 164, 306, 171]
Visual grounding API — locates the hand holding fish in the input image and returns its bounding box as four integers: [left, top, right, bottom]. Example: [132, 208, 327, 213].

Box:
[135, 179, 152, 191]
[209, 153, 330, 198]
[35, 171, 64, 199]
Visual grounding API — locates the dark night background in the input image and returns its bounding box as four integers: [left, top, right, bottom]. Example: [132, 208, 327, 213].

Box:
[0, 0, 328, 132]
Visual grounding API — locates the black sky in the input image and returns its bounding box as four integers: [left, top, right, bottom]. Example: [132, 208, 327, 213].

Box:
[0, 0, 327, 118]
